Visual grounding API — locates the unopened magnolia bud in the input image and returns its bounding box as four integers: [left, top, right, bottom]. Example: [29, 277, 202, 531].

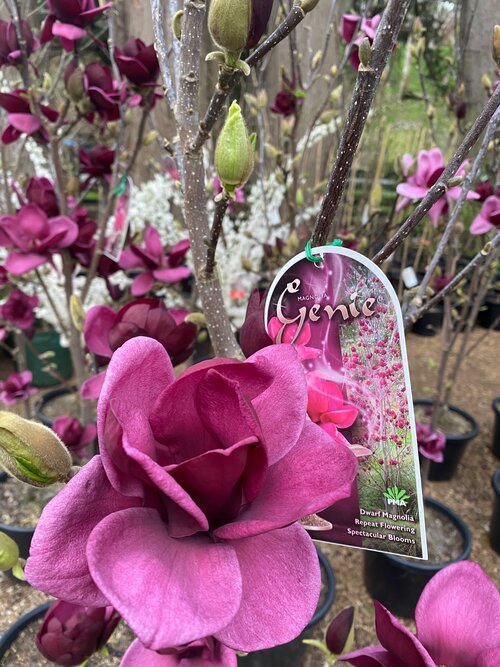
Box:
[185, 312, 207, 327]
[0, 532, 19, 571]
[358, 37, 372, 69]
[241, 256, 253, 271]
[0, 412, 72, 487]
[300, 0, 321, 13]
[413, 17, 424, 34]
[70, 295, 85, 332]
[172, 10, 183, 40]
[493, 26, 500, 67]
[427, 105, 435, 120]
[311, 50, 322, 70]
[215, 100, 255, 196]
[143, 130, 158, 146]
[320, 110, 335, 124]
[208, 0, 251, 59]
[416, 37, 426, 57]
[296, 188, 304, 207]
[66, 67, 84, 102]
[330, 65, 337, 77]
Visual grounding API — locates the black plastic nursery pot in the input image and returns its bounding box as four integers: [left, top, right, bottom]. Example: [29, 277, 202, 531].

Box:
[493, 398, 500, 460]
[477, 291, 500, 331]
[237, 549, 336, 667]
[363, 497, 472, 618]
[0, 602, 51, 659]
[411, 304, 444, 337]
[35, 386, 77, 428]
[0, 471, 35, 564]
[414, 399, 479, 481]
[490, 470, 500, 555]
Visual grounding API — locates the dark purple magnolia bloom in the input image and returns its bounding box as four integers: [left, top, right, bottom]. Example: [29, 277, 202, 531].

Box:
[83, 64, 121, 122]
[341, 13, 381, 70]
[0, 370, 37, 405]
[239, 288, 272, 358]
[433, 274, 453, 293]
[79, 146, 115, 184]
[122, 636, 237, 666]
[36, 599, 119, 667]
[0, 20, 39, 67]
[341, 561, 500, 667]
[270, 72, 303, 117]
[119, 228, 191, 296]
[416, 422, 445, 463]
[25, 177, 60, 218]
[470, 195, 500, 235]
[326, 607, 355, 655]
[0, 287, 39, 330]
[42, 0, 112, 51]
[81, 298, 197, 399]
[0, 204, 79, 275]
[0, 89, 58, 144]
[474, 180, 496, 202]
[67, 205, 97, 266]
[246, 0, 274, 49]
[114, 38, 159, 87]
[52, 416, 97, 458]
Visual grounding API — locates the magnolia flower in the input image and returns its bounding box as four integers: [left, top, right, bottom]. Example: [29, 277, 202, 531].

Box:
[341, 561, 500, 667]
[0, 204, 79, 275]
[238, 289, 272, 358]
[0, 89, 58, 144]
[396, 148, 479, 226]
[24, 177, 60, 218]
[119, 228, 191, 296]
[341, 13, 381, 70]
[114, 38, 160, 89]
[0, 20, 39, 67]
[470, 195, 500, 234]
[83, 64, 121, 122]
[52, 416, 97, 459]
[246, 0, 275, 49]
[0, 287, 39, 331]
[79, 146, 115, 185]
[0, 266, 8, 288]
[0, 370, 37, 405]
[122, 637, 237, 667]
[42, 0, 112, 51]
[67, 205, 98, 266]
[306, 373, 358, 429]
[36, 599, 119, 667]
[270, 72, 303, 117]
[416, 422, 445, 463]
[26, 338, 358, 654]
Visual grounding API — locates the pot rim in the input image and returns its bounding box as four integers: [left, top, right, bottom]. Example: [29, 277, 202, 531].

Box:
[413, 399, 479, 442]
[0, 602, 51, 658]
[492, 397, 500, 415]
[492, 470, 500, 495]
[34, 385, 77, 427]
[377, 497, 472, 571]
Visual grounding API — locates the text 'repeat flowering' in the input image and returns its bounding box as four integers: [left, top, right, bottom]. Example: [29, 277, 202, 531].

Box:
[341, 561, 500, 667]
[26, 338, 357, 657]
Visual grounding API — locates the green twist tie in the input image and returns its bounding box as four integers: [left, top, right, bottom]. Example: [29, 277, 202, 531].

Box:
[112, 172, 128, 197]
[305, 238, 344, 263]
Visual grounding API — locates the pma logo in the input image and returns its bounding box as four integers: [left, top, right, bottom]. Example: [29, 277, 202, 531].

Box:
[383, 486, 410, 507]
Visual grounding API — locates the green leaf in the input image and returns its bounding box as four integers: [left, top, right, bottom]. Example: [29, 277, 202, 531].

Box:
[235, 59, 251, 76]
[11, 560, 25, 581]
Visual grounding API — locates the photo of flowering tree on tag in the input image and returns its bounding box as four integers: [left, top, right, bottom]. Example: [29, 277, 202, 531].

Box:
[265, 246, 427, 559]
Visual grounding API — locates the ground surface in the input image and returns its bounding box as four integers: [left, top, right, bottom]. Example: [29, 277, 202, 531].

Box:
[0, 328, 499, 666]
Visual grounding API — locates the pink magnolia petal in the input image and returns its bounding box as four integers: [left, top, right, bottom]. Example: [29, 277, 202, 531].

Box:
[145, 227, 163, 259]
[84, 305, 116, 357]
[249, 345, 307, 464]
[98, 337, 174, 497]
[25, 456, 137, 607]
[80, 371, 106, 400]
[470, 215, 493, 235]
[478, 648, 500, 667]
[52, 21, 87, 40]
[428, 198, 447, 227]
[121, 639, 237, 667]
[121, 641, 179, 667]
[341, 14, 360, 43]
[341, 645, 406, 666]
[87, 507, 242, 650]
[215, 524, 320, 652]
[415, 562, 500, 667]
[4, 252, 47, 275]
[374, 602, 435, 667]
[80, 3, 113, 22]
[215, 422, 357, 540]
[131, 271, 154, 296]
[396, 183, 428, 200]
[153, 266, 191, 283]
[80, 423, 98, 446]
[8, 112, 40, 134]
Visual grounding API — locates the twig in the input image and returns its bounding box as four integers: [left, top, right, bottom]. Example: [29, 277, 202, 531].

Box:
[311, 0, 412, 246]
[204, 196, 230, 278]
[189, 3, 307, 155]
[374, 84, 500, 264]
[175, 0, 240, 358]
[409, 105, 500, 311]
[35, 269, 69, 337]
[404, 233, 500, 328]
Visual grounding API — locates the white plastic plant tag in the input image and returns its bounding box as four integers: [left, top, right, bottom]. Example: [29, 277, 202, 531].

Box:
[265, 245, 428, 559]
[103, 176, 131, 262]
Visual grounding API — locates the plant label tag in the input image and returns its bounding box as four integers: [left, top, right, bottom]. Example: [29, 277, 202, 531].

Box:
[265, 245, 428, 559]
[104, 177, 132, 263]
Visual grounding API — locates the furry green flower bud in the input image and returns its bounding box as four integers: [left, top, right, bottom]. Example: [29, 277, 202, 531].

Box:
[208, 0, 251, 61]
[0, 412, 72, 487]
[0, 532, 19, 572]
[215, 101, 255, 197]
